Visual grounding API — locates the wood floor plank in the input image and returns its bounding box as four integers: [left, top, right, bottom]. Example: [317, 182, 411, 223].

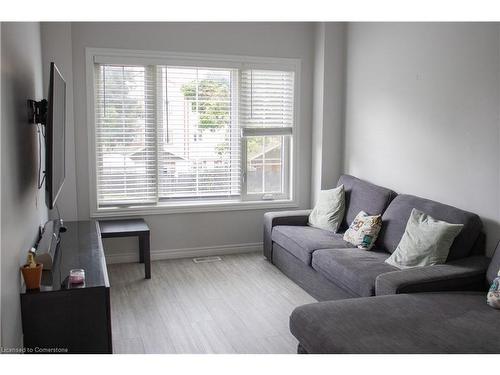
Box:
[107, 252, 316, 354]
[113, 337, 145, 354]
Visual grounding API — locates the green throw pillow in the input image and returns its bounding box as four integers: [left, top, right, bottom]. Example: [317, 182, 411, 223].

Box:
[385, 208, 463, 269]
[308, 185, 345, 233]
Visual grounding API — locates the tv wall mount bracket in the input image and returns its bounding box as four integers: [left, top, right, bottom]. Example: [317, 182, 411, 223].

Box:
[28, 99, 48, 126]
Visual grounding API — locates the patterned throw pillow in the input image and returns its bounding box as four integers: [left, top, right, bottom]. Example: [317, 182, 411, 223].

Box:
[487, 270, 500, 309]
[343, 211, 382, 250]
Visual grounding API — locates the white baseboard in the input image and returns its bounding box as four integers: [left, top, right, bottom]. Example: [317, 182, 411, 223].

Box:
[105, 242, 263, 264]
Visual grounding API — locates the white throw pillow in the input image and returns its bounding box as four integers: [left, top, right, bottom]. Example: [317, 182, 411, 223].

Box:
[308, 185, 345, 233]
[385, 208, 463, 269]
[343, 211, 382, 250]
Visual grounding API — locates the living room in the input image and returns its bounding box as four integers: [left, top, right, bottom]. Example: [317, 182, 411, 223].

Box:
[1, 1, 500, 372]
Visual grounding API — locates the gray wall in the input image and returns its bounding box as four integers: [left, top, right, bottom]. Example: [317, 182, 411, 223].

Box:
[1, 22, 47, 348]
[40, 22, 315, 258]
[344, 23, 500, 255]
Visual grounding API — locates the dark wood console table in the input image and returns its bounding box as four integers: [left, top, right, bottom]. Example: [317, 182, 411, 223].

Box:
[20, 221, 112, 354]
[98, 219, 151, 279]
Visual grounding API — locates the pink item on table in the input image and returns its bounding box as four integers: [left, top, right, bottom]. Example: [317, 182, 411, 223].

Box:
[69, 269, 85, 285]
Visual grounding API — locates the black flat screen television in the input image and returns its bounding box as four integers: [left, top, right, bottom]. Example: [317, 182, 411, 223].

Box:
[46, 62, 66, 210]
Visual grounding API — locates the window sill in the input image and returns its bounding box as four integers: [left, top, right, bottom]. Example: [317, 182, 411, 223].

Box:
[90, 199, 299, 218]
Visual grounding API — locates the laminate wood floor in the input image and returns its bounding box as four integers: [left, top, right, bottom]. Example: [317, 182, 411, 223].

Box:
[108, 252, 316, 354]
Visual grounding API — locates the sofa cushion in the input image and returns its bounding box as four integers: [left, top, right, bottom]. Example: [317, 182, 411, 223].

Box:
[377, 194, 482, 261]
[290, 292, 500, 353]
[308, 185, 345, 232]
[337, 175, 396, 230]
[272, 226, 353, 265]
[312, 248, 397, 297]
[385, 208, 464, 269]
[343, 211, 383, 250]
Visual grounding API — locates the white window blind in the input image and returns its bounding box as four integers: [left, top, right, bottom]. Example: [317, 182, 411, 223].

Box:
[157, 66, 240, 200]
[95, 65, 157, 205]
[240, 69, 294, 199]
[93, 58, 295, 209]
[240, 69, 294, 129]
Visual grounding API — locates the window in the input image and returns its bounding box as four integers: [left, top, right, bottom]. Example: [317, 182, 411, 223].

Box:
[240, 70, 294, 201]
[157, 66, 239, 200]
[89, 49, 298, 213]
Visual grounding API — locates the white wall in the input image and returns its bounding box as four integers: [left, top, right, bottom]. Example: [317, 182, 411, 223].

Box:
[344, 23, 500, 255]
[1, 22, 47, 348]
[311, 22, 346, 204]
[65, 22, 314, 257]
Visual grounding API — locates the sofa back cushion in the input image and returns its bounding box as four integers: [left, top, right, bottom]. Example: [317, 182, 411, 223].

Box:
[377, 194, 482, 261]
[337, 175, 396, 230]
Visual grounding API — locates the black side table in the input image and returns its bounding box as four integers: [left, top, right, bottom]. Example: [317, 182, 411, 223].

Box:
[98, 218, 151, 279]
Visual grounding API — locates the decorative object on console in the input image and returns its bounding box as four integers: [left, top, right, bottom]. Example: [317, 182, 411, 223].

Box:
[308, 185, 345, 233]
[343, 211, 382, 250]
[69, 269, 85, 285]
[20, 248, 43, 290]
[385, 208, 463, 269]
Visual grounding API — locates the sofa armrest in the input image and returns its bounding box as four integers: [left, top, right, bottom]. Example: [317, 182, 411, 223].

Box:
[263, 210, 311, 261]
[375, 256, 491, 295]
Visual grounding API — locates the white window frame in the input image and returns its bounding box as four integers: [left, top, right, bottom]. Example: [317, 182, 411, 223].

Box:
[86, 48, 300, 217]
[241, 127, 292, 202]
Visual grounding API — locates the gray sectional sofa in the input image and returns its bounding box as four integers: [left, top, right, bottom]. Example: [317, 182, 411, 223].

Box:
[289, 245, 500, 353]
[264, 175, 490, 301]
